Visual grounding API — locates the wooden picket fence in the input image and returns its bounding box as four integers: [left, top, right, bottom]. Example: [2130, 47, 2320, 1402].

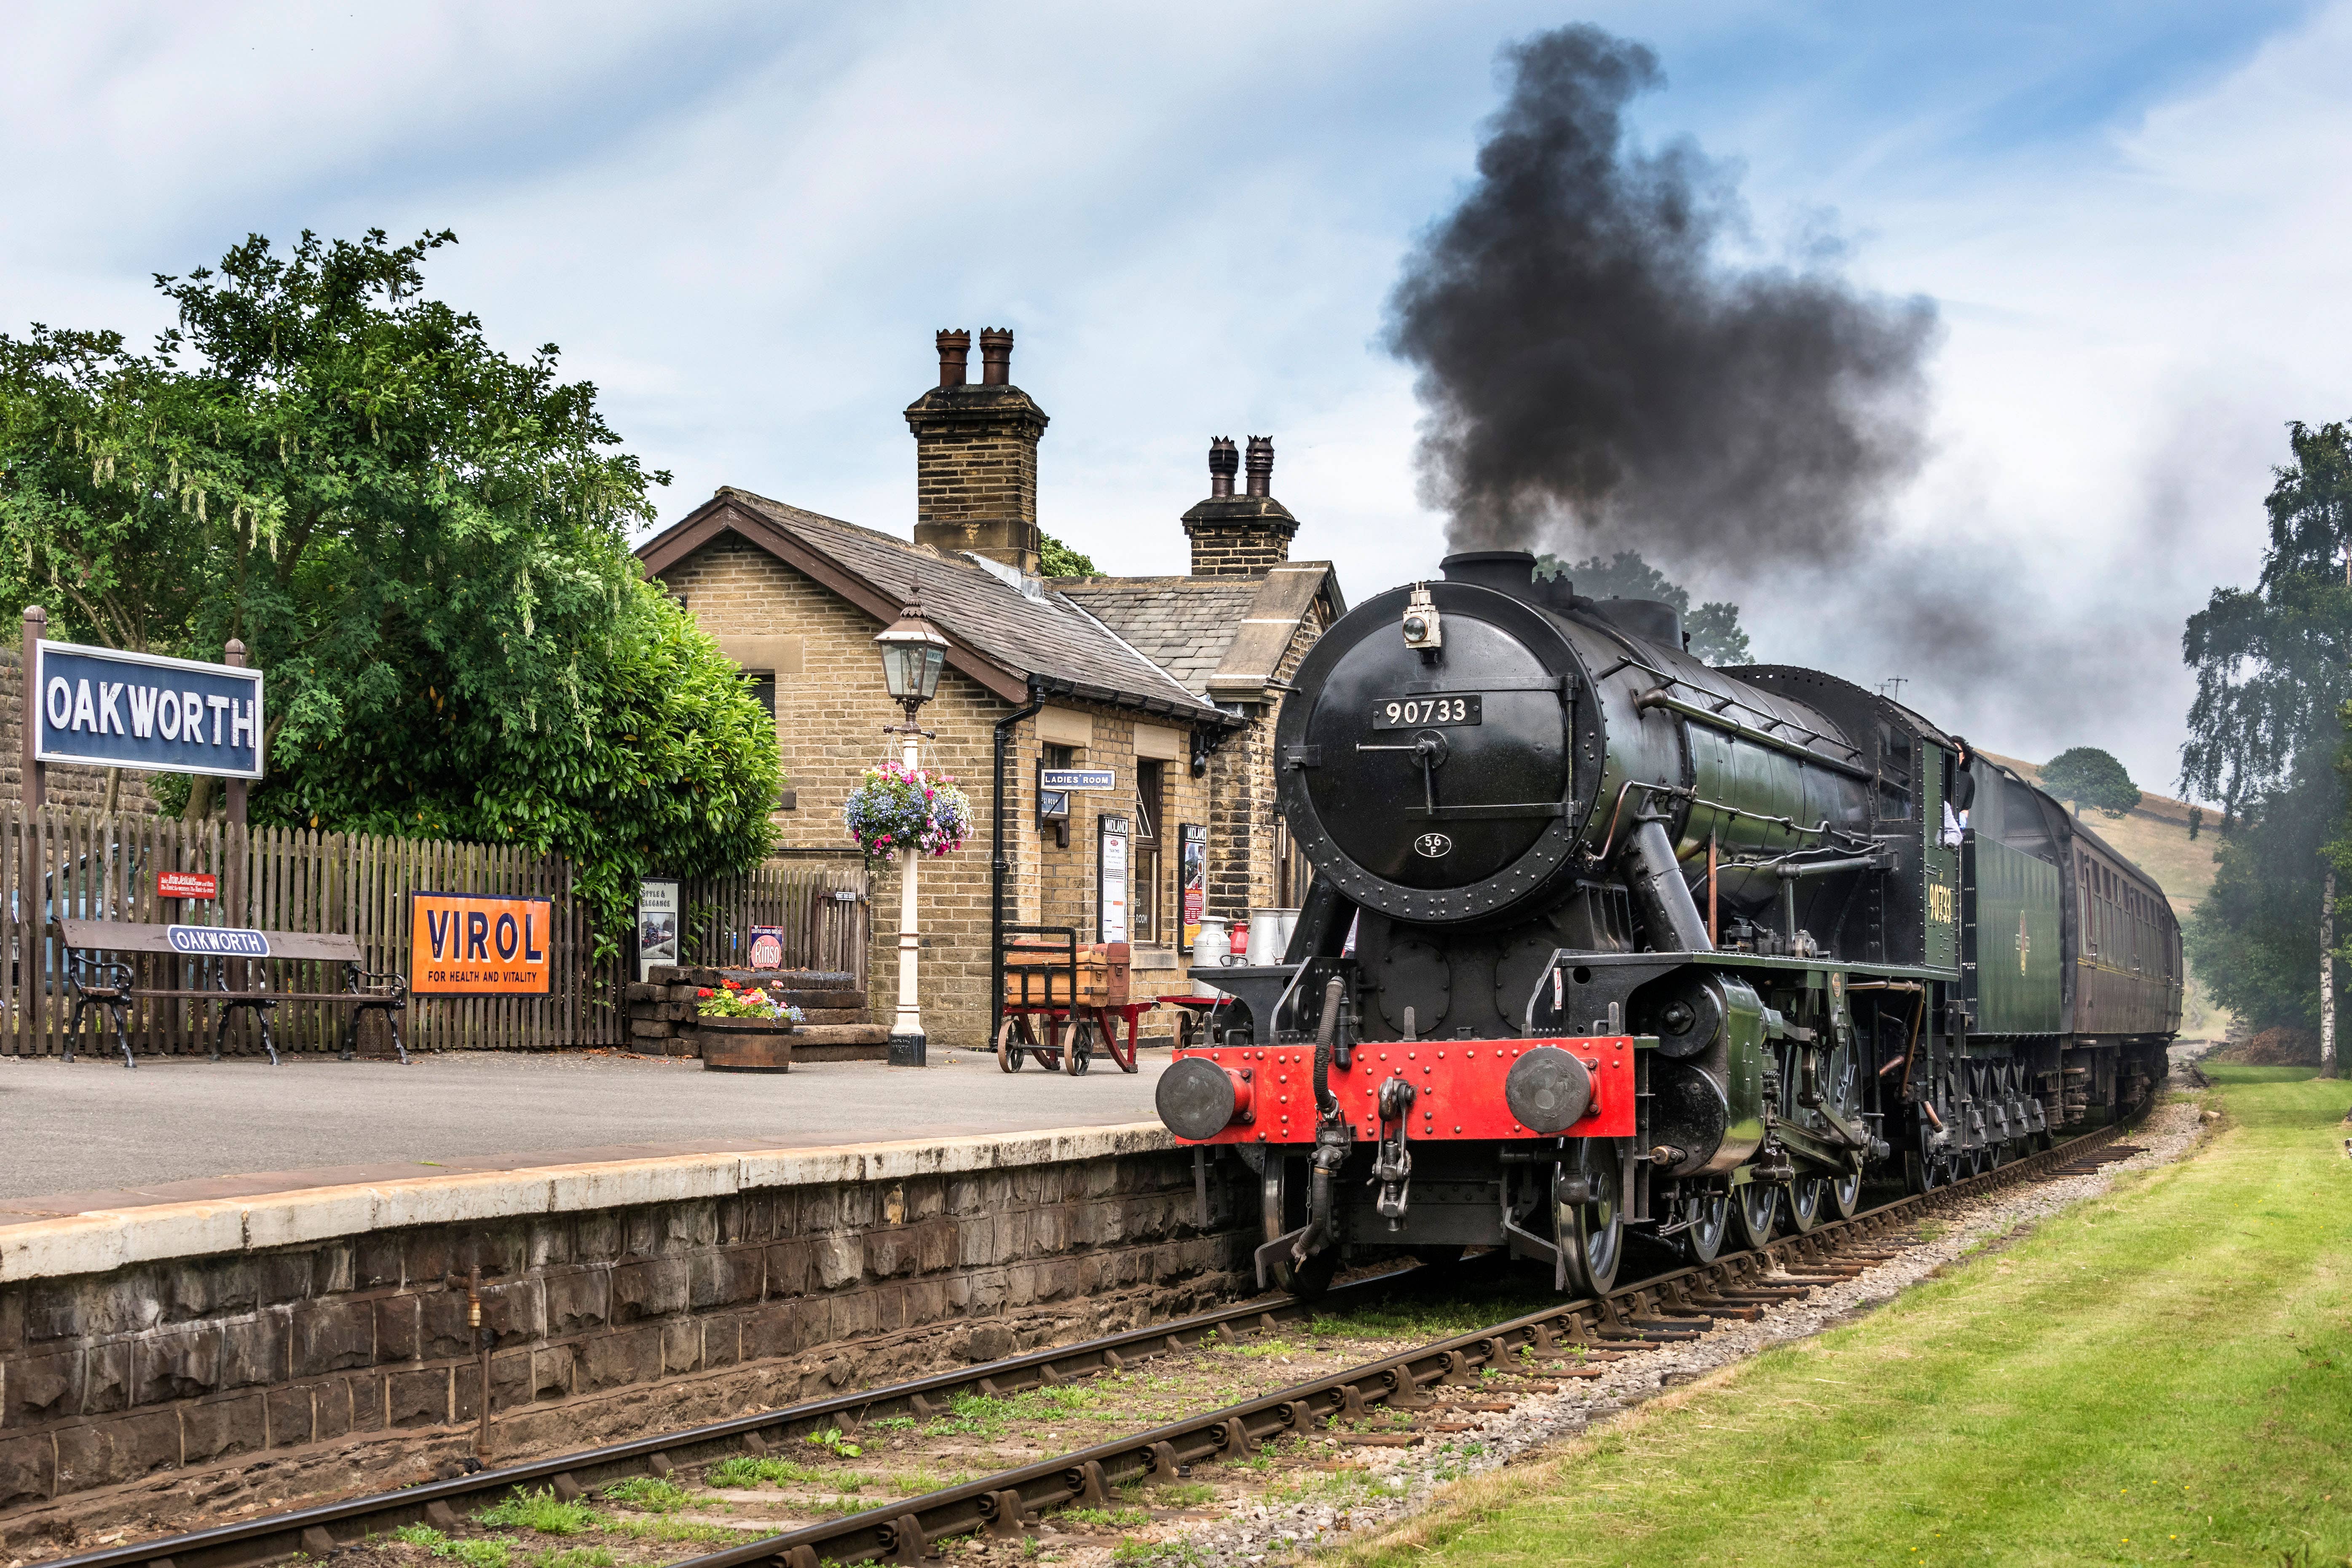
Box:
[0, 806, 867, 1059]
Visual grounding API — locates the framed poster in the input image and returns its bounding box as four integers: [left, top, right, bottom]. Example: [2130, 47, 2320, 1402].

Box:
[637, 877, 681, 982]
[748, 925, 785, 969]
[410, 893, 554, 994]
[1097, 814, 1130, 945]
[1179, 823, 1206, 948]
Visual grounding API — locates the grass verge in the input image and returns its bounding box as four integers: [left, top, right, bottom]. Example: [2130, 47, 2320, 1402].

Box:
[1324, 1066, 2352, 1567]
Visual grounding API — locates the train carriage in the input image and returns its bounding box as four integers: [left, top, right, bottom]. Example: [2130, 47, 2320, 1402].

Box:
[1155, 550, 2176, 1296]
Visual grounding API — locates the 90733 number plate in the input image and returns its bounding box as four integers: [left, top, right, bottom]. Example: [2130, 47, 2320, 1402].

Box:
[1371, 694, 1483, 729]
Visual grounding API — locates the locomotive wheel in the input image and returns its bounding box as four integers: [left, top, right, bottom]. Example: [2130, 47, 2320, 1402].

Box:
[995, 1016, 1026, 1073]
[1786, 1176, 1828, 1234]
[1557, 1140, 1626, 1296]
[1830, 1165, 1862, 1219]
[1733, 1179, 1779, 1249]
[1906, 1152, 1938, 1193]
[1680, 1189, 1731, 1265]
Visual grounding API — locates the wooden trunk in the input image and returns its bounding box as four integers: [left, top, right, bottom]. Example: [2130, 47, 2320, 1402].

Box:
[1003, 941, 1130, 1007]
[699, 1014, 794, 1072]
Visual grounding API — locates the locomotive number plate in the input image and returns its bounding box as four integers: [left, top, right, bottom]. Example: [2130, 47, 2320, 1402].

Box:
[1372, 694, 1482, 729]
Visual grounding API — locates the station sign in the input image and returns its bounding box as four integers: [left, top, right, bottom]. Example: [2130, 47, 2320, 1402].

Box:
[33, 640, 264, 779]
[167, 925, 269, 957]
[410, 891, 554, 994]
[157, 871, 218, 901]
[1040, 768, 1117, 791]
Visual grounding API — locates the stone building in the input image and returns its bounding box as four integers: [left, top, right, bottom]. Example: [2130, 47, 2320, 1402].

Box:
[636, 330, 1340, 1051]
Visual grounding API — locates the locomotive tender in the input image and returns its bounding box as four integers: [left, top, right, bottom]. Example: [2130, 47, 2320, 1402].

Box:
[1155, 550, 2178, 1296]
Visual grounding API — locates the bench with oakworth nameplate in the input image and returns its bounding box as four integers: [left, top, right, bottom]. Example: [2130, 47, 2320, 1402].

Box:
[58, 919, 409, 1067]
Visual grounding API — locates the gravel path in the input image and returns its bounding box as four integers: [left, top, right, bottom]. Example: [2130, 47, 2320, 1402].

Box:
[1097, 1094, 2213, 1568]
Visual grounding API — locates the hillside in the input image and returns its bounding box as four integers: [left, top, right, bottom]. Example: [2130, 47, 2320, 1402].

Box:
[1982, 752, 2218, 916]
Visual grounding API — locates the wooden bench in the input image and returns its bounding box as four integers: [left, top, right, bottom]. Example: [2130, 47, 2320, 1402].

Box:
[59, 919, 410, 1067]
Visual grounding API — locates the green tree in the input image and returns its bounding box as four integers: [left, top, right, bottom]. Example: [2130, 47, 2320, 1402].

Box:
[1535, 549, 1752, 663]
[0, 228, 779, 952]
[2039, 746, 2141, 818]
[1038, 531, 1097, 576]
[2178, 420, 2352, 1076]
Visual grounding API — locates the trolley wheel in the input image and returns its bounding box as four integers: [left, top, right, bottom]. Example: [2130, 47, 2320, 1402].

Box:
[1064, 1018, 1098, 1077]
[995, 1016, 1026, 1073]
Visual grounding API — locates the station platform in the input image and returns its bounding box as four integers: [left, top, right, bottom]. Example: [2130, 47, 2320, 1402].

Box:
[0, 1045, 1170, 1219]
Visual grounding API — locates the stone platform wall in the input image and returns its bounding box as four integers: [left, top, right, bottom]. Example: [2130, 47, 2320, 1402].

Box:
[0, 1126, 1250, 1543]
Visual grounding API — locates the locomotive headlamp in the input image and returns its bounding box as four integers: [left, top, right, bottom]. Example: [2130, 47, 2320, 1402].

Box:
[1400, 582, 1442, 651]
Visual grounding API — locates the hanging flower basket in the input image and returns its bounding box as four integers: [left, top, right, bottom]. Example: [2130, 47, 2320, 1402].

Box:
[843, 760, 971, 859]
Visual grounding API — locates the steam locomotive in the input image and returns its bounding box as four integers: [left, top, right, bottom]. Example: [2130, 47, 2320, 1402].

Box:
[1156, 550, 2178, 1295]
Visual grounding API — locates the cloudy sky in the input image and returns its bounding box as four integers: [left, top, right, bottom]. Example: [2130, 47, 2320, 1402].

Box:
[7, 1, 2346, 798]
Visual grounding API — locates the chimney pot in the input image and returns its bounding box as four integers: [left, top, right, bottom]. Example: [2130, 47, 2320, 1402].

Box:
[978, 327, 1014, 387]
[1207, 436, 1238, 498]
[1244, 435, 1274, 498]
[935, 329, 971, 388]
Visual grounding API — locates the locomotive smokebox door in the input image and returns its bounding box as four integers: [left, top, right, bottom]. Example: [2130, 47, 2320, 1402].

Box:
[1278, 565, 1595, 929]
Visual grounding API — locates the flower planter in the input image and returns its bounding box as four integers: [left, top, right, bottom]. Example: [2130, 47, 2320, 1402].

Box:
[699, 1015, 795, 1073]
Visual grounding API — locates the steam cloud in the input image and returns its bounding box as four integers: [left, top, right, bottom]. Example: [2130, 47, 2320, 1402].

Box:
[1389, 25, 1939, 560]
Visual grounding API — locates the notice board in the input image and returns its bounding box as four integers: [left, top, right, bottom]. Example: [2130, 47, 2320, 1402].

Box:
[410, 892, 555, 994]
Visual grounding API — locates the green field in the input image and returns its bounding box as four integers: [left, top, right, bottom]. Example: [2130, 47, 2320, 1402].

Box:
[1331, 1066, 2352, 1568]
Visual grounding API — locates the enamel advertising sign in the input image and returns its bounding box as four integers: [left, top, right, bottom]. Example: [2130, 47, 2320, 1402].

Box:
[409, 892, 555, 994]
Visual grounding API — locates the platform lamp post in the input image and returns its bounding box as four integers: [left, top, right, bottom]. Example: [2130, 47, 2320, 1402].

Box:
[874, 587, 951, 1067]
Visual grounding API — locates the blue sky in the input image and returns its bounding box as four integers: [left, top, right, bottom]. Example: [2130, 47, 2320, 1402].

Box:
[6, 2, 2346, 796]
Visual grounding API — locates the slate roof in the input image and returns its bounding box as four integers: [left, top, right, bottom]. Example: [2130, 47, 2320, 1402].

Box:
[1050, 577, 1261, 696]
[640, 489, 1231, 724]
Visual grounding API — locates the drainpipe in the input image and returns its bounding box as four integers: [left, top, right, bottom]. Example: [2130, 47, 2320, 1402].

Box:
[991, 679, 1047, 1044]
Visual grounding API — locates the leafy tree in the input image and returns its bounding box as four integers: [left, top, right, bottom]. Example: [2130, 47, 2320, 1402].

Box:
[2039, 746, 2141, 818]
[0, 228, 779, 952]
[1038, 531, 1097, 576]
[2189, 764, 2339, 1036]
[1535, 549, 1752, 663]
[2178, 420, 2352, 1074]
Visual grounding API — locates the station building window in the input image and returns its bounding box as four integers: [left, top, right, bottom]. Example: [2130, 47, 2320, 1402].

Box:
[1134, 759, 1164, 946]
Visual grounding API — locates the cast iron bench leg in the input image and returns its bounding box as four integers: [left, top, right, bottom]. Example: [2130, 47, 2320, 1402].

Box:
[257, 1004, 280, 1066]
[109, 1000, 133, 1068]
[340, 1008, 357, 1063]
[64, 995, 80, 1065]
[385, 1004, 409, 1066]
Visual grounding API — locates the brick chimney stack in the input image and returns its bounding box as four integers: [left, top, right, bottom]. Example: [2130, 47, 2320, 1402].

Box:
[906, 326, 1048, 573]
[1183, 432, 1297, 577]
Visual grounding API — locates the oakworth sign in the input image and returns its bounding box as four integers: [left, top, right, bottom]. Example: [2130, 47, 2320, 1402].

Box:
[32, 639, 264, 779]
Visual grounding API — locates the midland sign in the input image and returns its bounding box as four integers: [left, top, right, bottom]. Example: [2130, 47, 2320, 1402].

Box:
[33, 641, 264, 779]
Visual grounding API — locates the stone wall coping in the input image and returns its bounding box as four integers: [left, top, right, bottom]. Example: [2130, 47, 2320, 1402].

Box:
[0, 1122, 1177, 1284]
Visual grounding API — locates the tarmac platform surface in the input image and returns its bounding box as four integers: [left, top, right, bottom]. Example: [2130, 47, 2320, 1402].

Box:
[0, 1046, 1169, 1220]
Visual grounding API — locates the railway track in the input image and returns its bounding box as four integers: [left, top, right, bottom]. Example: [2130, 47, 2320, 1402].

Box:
[44, 1115, 2145, 1568]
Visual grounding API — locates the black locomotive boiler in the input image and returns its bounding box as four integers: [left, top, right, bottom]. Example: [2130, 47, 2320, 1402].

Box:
[1155, 550, 2178, 1296]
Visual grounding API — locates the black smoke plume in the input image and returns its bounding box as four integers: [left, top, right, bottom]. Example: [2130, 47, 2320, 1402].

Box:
[1390, 26, 1939, 560]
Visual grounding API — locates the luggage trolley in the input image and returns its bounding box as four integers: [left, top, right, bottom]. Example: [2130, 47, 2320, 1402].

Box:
[996, 926, 1148, 1075]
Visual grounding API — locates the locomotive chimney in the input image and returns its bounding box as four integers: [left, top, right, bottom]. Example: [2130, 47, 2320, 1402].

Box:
[1184, 433, 1298, 577]
[905, 325, 1048, 573]
[935, 329, 970, 388]
[1208, 437, 1238, 499]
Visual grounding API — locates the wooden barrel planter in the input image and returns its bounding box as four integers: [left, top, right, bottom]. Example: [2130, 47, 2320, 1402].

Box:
[699, 1015, 795, 1072]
